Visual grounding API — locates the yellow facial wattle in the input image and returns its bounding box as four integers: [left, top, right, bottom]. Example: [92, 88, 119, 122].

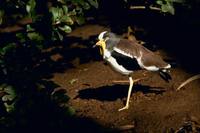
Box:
[96, 40, 106, 55]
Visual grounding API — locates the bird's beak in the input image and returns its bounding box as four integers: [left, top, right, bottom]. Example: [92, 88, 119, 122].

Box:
[93, 40, 106, 55]
[93, 40, 103, 48]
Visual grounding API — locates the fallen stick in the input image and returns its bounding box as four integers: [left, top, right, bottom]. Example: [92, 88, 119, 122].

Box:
[117, 124, 135, 131]
[112, 78, 144, 84]
[112, 80, 129, 83]
[130, 6, 161, 11]
[176, 74, 200, 91]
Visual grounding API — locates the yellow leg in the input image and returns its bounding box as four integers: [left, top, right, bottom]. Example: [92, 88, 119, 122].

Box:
[118, 77, 134, 111]
[118, 77, 141, 111]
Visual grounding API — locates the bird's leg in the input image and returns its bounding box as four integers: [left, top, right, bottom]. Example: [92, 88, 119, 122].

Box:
[118, 76, 134, 111]
[118, 77, 141, 111]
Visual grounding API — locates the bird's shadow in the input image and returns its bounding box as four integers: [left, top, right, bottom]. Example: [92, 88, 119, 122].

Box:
[75, 84, 165, 101]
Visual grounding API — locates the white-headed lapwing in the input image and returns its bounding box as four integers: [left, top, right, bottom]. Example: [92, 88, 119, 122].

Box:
[94, 31, 171, 111]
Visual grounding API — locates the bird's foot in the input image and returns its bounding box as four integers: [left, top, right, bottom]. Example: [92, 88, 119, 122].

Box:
[133, 78, 142, 83]
[118, 105, 129, 111]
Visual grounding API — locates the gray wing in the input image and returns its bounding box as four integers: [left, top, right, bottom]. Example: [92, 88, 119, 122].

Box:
[139, 46, 170, 69]
[114, 39, 141, 58]
[114, 39, 170, 69]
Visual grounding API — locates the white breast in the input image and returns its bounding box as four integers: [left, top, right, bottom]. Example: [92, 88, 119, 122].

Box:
[103, 49, 132, 75]
[106, 57, 133, 75]
[103, 49, 111, 59]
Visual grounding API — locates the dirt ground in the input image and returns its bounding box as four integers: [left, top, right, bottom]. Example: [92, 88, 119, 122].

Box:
[51, 24, 200, 133]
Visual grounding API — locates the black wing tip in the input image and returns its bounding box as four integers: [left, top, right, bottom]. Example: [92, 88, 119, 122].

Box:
[159, 70, 172, 82]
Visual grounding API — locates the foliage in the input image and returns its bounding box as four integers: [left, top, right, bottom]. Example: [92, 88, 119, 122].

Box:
[0, 0, 98, 121]
[125, 0, 188, 15]
[156, 0, 185, 15]
[0, 84, 16, 112]
[0, 0, 98, 39]
[49, 0, 98, 40]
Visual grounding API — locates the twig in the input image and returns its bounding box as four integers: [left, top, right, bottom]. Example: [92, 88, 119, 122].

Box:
[112, 78, 145, 84]
[117, 124, 135, 131]
[176, 74, 200, 91]
[130, 6, 161, 11]
[0, 25, 24, 33]
[0, 18, 32, 33]
[113, 80, 129, 83]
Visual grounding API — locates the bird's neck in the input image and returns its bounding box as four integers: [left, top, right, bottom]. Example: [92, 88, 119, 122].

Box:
[106, 38, 120, 50]
[103, 49, 112, 59]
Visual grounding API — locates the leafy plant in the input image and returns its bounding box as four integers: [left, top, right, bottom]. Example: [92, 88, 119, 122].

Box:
[0, 84, 16, 113]
[156, 0, 185, 15]
[0, 0, 99, 117]
[124, 0, 186, 15]
[49, 0, 99, 40]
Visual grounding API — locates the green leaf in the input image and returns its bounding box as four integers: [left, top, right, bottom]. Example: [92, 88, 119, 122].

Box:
[68, 9, 77, 16]
[58, 25, 72, 33]
[88, 0, 99, 8]
[0, 10, 4, 25]
[82, 2, 90, 10]
[156, 0, 175, 14]
[4, 102, 15, 113]
[1, 86, 16, 102]
[0, 84, 16, 113]
[27, 32, 44, 41]
[72, 0, 85, 5]
[50, 7, 64, 23]
[66, 106, 75, 116]
[2, 95, 15, 101]
[50, 7, 58, 22]
[57, 31, 64, 41]
[4, 86, 15, 96]
[26, 0, 36, 15]
[161, 2, 175, 14]
[54, 30, 64, 41]
[62, 5, 68, 14]
[60, 16, 74, 25]
[58, 0, 66, 4]
[76, 16, 85, 25]
[170, 0, 184, 3]
[75, 7, 83, 14]
[26, 24, 35, 32]
[156, 0, 163, 5]
[1, 43, 16, 55]
[0, 84, 7, 91]
[16, 33, 26, 43]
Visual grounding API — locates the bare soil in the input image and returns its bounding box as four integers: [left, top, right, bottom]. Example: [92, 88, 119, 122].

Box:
[51, 24, 200, 133]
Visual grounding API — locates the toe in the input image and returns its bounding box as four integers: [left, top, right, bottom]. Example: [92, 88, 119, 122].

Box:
[118, 106, 129, 111]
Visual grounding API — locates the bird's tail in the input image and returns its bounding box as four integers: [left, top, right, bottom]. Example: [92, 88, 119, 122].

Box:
[159, 69, 172, 82]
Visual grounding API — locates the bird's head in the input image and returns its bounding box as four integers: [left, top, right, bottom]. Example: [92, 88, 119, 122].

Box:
[94, 31, 108, 55]
[94, 31, 119, 55]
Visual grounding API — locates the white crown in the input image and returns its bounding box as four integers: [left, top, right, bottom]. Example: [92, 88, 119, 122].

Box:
[98, 31, 108, 40]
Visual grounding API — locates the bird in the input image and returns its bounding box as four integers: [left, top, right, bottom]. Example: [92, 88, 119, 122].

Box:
[94, 31, 171, 111]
